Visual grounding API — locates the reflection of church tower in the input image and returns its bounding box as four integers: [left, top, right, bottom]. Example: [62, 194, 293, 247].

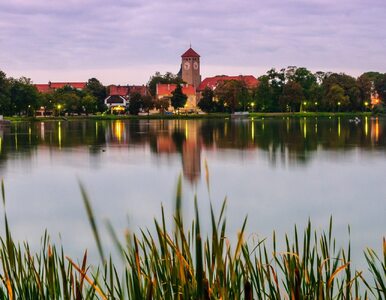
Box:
[181, 47, 201, 88]
[182, 121, 201, 184]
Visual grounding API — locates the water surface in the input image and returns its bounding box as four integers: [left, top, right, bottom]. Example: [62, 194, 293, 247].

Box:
[0, 117, 385, 266]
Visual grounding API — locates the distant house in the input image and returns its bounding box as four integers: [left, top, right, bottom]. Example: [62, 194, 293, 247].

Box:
[35, 82, 87, 93]
[197, 75, 259, 92]
[104, 95, 128, 113]
[156, 83, 197, 111]
[105, 84, 150, 113]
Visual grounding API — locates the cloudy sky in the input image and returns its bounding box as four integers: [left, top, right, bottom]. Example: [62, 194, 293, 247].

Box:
[0, 0, 385, 85]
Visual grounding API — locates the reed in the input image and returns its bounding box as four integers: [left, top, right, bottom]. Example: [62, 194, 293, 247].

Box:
[0, 179, 384, 299]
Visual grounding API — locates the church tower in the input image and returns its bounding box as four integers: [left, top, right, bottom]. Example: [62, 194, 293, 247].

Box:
[181, 47, 201, 88]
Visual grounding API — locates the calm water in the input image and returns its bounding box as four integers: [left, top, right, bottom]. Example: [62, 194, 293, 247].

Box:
[0, 117, 385, 266]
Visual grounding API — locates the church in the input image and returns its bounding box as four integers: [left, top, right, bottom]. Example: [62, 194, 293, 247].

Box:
[155, 46, 202, 112]
[155, 46, 258, 112]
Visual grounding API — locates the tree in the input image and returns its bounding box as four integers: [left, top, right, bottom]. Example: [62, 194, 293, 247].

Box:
[128, 92, 143, 115]
[215, 80, 249, 113]
[171, 84, 187, 112]
[86, 78, 107, 112]
[81, 94, 98, 115]
[147, 72, 184, 96]
[154, 97, 170, 113]
[197, 88, 215, 112]
[374, 73, 386, 103]
[0, 71, 11, 115]
[279, 81, 304, 112]
[142, 95, 154, 114]
[356, 74, 372, 110]
[325, 84, 349, 111]
[9, 77, 40, 116]
[252, 75, 272, 112]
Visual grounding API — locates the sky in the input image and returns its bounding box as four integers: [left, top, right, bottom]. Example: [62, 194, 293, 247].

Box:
[0, 0, 385, 85]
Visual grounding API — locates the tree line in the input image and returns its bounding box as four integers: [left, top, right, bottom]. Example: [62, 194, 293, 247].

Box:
[0, 72, 107, 116]
[198, 67, 386, 113]
[1, 67, 386, 116]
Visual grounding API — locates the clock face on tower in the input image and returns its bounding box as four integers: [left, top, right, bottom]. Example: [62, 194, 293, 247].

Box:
[193, 61, 199, 70]
[184, 61, 190, 70]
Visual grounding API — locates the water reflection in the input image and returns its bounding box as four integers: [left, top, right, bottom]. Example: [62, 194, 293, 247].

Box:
[0, 117, 385, 183]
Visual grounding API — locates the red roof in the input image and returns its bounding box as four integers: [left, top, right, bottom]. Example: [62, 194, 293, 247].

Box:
[129, 85, 150, 97]
[181, 47, 200, 58]
[35, 84, 51, 93]
[156, 84, 196, 96]
[198, 75, 259, 91]
[49, 82, 86, 89]
[109, 85, 129, 96]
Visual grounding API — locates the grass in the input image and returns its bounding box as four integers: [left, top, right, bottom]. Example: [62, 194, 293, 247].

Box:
[0, 178, 384, 299]
[4, 111, 375, 122]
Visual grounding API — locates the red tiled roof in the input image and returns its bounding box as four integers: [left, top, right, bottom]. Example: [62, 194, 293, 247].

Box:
[181, 47, 200, 58]
[35, 84, 51, 93]
[129, 85, 150, 97]
[109, 85, 129, 96]
[198, 75, 259, 91]
[49, 82, 86, 89]
[156, 84, 196, 96]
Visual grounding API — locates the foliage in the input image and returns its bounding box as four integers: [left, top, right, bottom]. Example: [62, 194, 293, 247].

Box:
[142, 95, 154, 114]
[215, 79, 249, 112]
[9, 77, 40, 116]
[170, 84, 187, 112]
[154, 97, 170, 113]
[128, 92, 143, 115]
[279, 81, 304, 112]
[197, 88, 215, 112]
[0, 71, 11, 115]
[374, 73, 386, 103]
[86, 78, 107, 112]
[147, 72, 184, 97]
[0, 181, 384, 299]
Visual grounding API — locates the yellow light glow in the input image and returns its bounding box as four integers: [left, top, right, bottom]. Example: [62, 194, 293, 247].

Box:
[364, 101, 369, 106]
[58, 121, 62, 149]
[338, 117, 341, 137]
[114, 121, 123, 142]
[365, 116, 368, 137]
[251, 119, 255, 141]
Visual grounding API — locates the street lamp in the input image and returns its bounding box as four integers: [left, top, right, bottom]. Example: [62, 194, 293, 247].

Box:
[364, 101, 369, 111]
[251, 102, 255, 112]
[337, 101, 341, 112]
[57, 104, 62, 116]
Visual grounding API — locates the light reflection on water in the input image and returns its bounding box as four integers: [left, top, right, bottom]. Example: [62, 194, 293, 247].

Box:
[0, 117, 385, 268]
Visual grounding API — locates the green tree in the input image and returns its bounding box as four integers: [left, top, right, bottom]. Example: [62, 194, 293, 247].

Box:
[81, 94, 98, 115]
[215, 80, 249, 113]
[0, 71, 11, 115]
[325, 84, 349, 111]
[252, 75, 272, 112]
[142, 95, 154, 114]
[279, 81, 304, 112]
[128, 92, 143, 115]
[147, 72, 184, 96]
[9, 77, 40, 116]
[197, 88, 215, 112]
[154, 97, 170, 113]
[374, 73, 386, 103]
[357, 74, 372, 110]
[171, 84, 187, 112]
[86, 78, 107, 112]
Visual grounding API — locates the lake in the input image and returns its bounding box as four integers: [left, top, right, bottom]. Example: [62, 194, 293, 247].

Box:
[0, 116, 385, 267]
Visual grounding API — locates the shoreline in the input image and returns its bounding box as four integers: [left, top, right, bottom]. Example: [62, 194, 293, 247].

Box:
[4, 111, 376, 122]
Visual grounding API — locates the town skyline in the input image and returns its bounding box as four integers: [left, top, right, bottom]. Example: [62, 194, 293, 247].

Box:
[1, 0, 386, 85]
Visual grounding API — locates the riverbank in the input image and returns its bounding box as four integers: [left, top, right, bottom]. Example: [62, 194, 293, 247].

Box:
[3, 111, 376, 122]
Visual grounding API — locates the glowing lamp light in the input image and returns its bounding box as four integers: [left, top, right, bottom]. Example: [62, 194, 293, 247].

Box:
[364, 101, 369, 106]
[303, 101, 307, 106]
[337, 102, 341, 106]
[314, 102, 318, 105]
